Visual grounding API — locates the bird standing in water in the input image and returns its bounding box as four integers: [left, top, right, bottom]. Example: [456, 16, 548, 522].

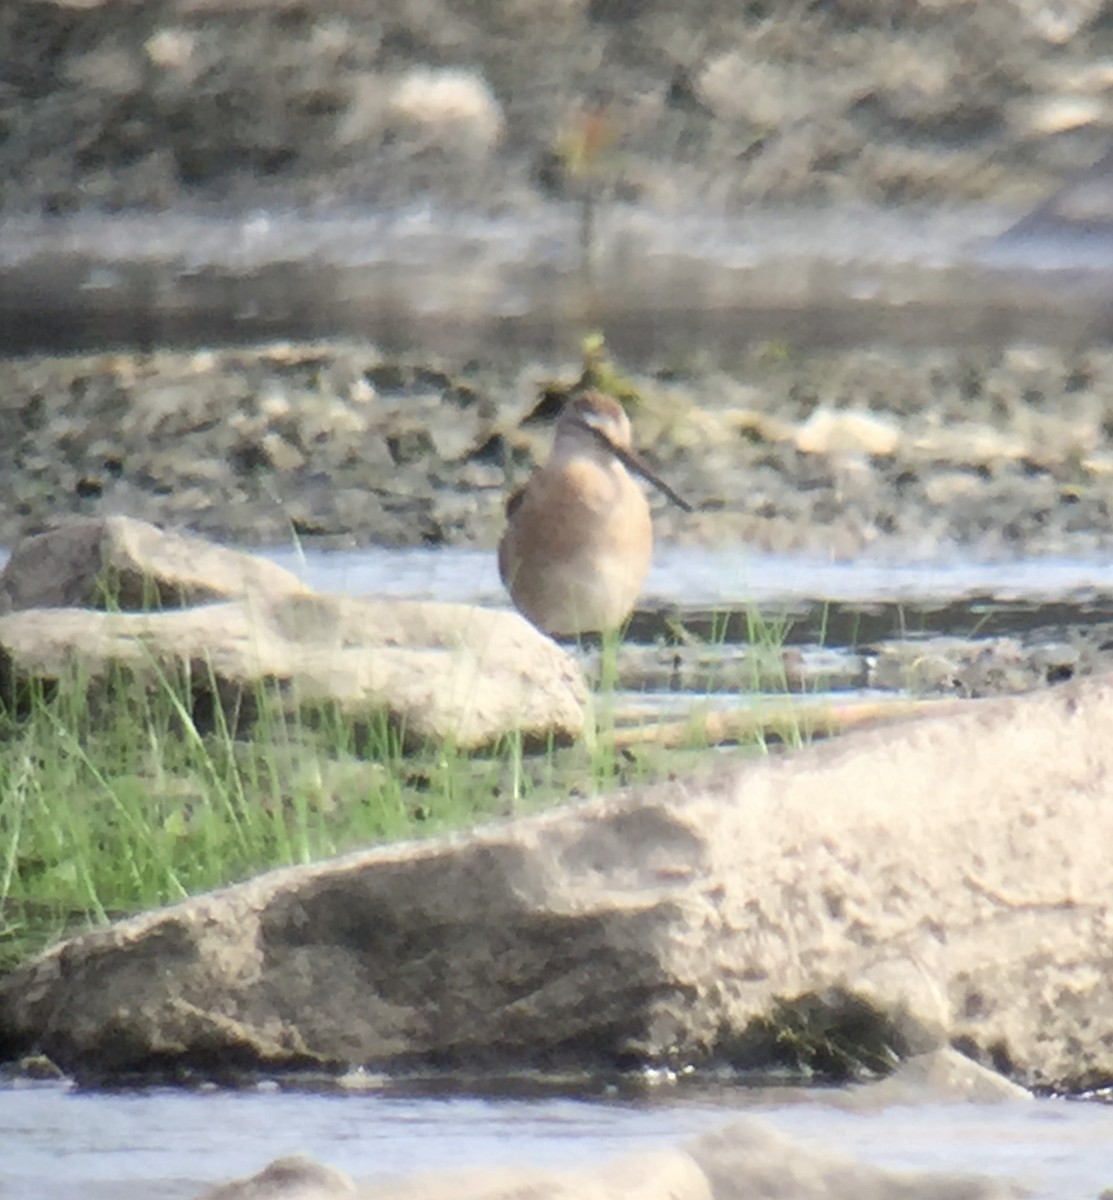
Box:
[498, 392, 691, 638]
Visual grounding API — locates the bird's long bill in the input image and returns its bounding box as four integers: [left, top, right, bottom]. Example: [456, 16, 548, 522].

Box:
[573, 417, 693, 512]
[618, 445, 693, 512]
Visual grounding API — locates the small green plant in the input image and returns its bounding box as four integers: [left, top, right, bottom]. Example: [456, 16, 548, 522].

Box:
[0, 648, 668, 971]
[763, 994, 904, 1081]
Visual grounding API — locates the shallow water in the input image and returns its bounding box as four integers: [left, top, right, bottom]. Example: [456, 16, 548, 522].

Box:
[258, 543, 1113, 611]
[254, 543, 1113, 714]
[12, 541, 1113, 623]
[2, 202, 1111, 358]
[3, 1081, 1111, 1200]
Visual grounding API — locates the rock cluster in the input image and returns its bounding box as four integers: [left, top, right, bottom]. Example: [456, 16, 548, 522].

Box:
[0, 516, 586, 750]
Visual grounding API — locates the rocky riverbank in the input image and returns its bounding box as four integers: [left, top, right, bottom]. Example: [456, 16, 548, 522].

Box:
[5, 0, 1113, 218]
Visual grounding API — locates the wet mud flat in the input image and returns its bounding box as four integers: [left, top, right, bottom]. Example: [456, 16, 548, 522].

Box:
[8, 335, 1113, 560]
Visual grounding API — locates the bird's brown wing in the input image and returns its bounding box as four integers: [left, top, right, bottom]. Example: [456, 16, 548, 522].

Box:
[504, 484, 528, 520]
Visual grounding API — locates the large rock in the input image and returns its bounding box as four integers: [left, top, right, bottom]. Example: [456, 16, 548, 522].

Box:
[198, 1120, 1017, 1200]
[0, 590, 586, 750]
[0, 515, 307, 612]
[3, 674, 1113, 1088]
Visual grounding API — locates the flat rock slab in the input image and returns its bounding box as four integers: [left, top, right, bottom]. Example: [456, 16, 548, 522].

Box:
[3, 673, 1113, 1088]
[0, 590, 586, 750]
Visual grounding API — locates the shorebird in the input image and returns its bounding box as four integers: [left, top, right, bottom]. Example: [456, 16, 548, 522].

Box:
[498, 391, 691, 638]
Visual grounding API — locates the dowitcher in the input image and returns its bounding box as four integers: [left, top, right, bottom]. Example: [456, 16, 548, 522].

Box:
[498, 391, 690, 637]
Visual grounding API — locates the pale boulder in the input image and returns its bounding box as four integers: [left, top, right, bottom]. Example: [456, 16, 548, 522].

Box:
[0, 591, 587, 749]
[0, 515, 307, 613]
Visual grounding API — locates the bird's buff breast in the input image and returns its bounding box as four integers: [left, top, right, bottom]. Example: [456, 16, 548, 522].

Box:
[499, 461, 652, 636]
